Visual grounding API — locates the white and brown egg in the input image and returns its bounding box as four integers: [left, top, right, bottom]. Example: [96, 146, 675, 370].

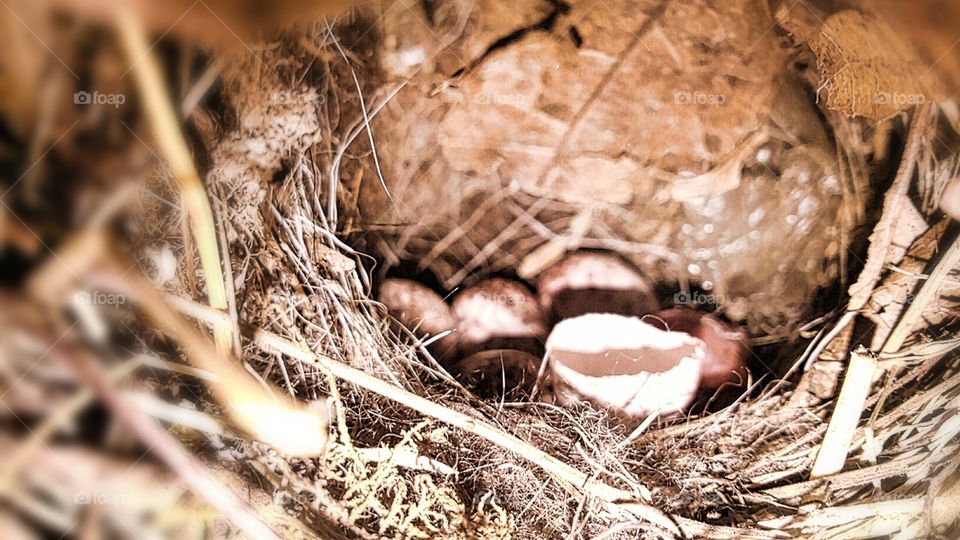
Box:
[450, 278, 546, 356]
[542, 308, 751, 421]
[378, 277, 544, 397]
[536, 252, 659, 321]
[379, 252, 751, 418]
[377, 278, 459, 358]
[537, 253, 750, 419]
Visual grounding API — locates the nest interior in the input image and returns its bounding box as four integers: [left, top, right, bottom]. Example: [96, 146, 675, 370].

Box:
[1, 0, 960, 539]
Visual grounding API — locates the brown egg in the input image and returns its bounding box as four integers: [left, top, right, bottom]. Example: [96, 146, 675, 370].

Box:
[537, 252, 658, 321]
[543, 313, 704, 422]
[450, 349, 540, 398]
[650, 308, 750, 390]
[451, 278, 546, 356]
[378, 278, 457, 357]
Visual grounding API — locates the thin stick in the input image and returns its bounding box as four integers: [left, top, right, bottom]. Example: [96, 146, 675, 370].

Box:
[810, 347, 878, 478]
[115, 9, 235, 354]
[803, 311, 856, 371]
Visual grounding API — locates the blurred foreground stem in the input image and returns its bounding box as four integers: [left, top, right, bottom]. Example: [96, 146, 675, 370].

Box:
[114, 8, 235, 354]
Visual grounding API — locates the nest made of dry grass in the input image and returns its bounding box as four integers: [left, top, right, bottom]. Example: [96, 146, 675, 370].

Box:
[147, 23, 957, 540]
[211, 116, 958, 539]
[163, 34, 959, 536]
[1, 6, 959, 540]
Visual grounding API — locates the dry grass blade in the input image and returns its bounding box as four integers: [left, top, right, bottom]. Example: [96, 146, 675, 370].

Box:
[847, 105, 933, 312]
[117, 265, 330, 458]
[882, 233, 960, 354]
[114, 8, 236, 354]
[810, 347, 878, 478]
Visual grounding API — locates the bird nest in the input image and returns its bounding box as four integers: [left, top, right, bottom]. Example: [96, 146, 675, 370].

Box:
[1, 1, 960, 539]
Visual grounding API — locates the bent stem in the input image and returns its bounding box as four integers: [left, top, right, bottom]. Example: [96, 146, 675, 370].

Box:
[114, 8, 235, 354]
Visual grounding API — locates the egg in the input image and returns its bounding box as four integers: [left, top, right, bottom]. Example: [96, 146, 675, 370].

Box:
[543, 313, 704, 422]
[451, 278, 546, 357]
[537, 252, 658, 322]
[451, 349, 540, 398]
[379, 278, 457, 358]
[651, 307, 750, 390]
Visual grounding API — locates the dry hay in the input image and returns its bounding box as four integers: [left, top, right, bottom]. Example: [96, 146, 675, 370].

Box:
[182, 113, 960, 537]
[166, 20, 959, 538]
[1, 1, 959, 539]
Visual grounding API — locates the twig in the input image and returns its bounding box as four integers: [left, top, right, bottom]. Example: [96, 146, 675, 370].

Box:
[114, 8, 235, 354]
[181, 57, 224, 117]
[125, 391, 225, 434]
[810, 347, 878, 478]
[802, 311, 856, 372]
[211, 194, 243, 354]
[116, 265, 330, 458]
[518, 206, 595, 278]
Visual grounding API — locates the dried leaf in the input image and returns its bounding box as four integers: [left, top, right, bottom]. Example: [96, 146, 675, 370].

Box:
[866, 219, 950, 356]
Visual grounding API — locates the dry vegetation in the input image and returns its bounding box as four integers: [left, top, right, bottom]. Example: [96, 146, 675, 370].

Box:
[0, 1, 959, 539]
